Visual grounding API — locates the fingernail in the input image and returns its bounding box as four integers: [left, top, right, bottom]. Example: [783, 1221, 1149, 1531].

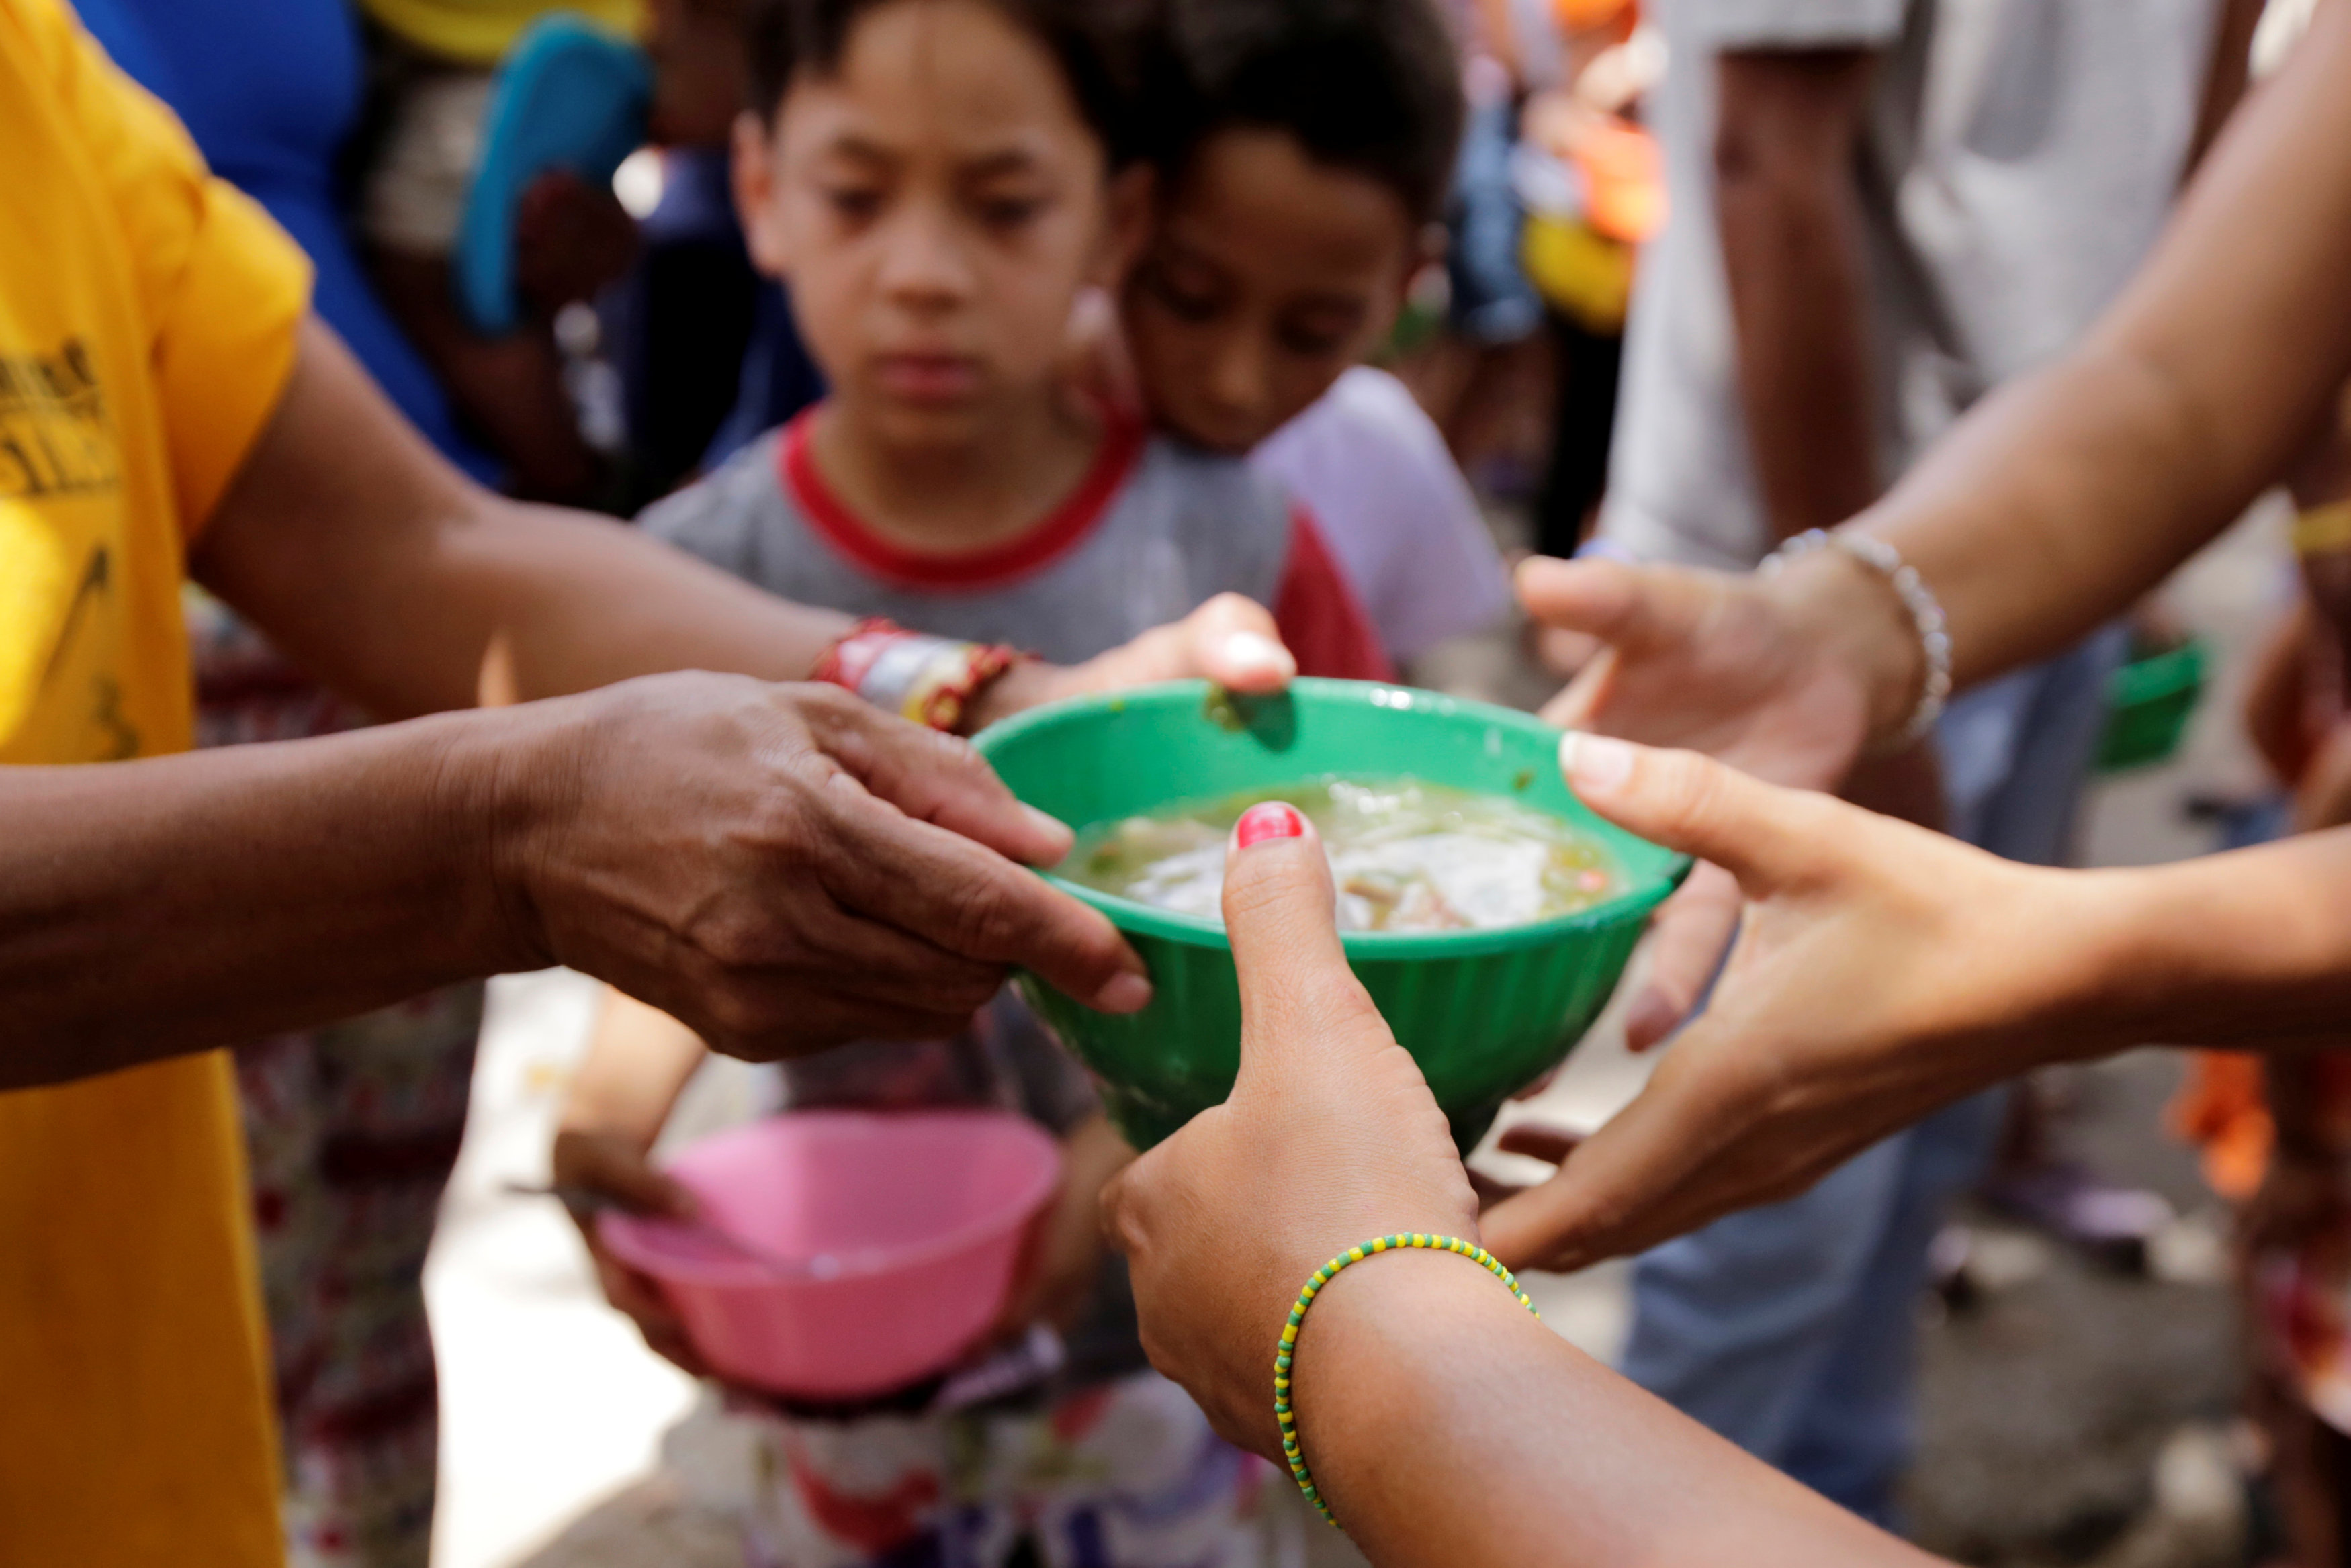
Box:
[1233, 800, 1306, 849]
[1559, 731, 1633, 795]
[1097, 971, 1153, 1013]
[1219, 631, 1295, 677]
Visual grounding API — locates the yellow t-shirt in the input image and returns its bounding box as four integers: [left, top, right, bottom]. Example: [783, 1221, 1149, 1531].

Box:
[362, 0, 644, 65]
[0, 1, 311, 1562]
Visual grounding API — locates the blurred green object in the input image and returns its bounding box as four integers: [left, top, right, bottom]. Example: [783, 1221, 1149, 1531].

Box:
[972, 680, 1690, 1151]
[2096, 637, 2209, 774]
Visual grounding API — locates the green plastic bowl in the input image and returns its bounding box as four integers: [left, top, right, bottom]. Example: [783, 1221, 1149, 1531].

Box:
[973, 680, 1691, 1151]
[2096, 637, 2208, 774]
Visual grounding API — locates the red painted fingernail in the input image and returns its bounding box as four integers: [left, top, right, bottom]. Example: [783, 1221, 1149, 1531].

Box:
[1233, 802, 1306, 849]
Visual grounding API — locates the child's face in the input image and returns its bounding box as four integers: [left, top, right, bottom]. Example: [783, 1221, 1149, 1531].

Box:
[734, 0, 1145, 447]
[1123, 128, 1419, 455]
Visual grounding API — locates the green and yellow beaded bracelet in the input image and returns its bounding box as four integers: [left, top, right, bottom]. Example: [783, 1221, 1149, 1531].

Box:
[1274, 1233, 1540, 1528]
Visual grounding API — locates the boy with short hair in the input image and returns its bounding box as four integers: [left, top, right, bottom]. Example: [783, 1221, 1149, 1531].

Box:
[1120, 0, 1513, 667]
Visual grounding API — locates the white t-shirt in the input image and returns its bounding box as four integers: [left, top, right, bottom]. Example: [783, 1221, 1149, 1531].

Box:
[1598, 0, 2220, 571]
[1252, 367, 1513, 663]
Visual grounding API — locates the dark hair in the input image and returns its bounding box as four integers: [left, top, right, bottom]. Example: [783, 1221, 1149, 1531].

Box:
[1145, 0, 1464, 224]
[744, 0, 1149, 164]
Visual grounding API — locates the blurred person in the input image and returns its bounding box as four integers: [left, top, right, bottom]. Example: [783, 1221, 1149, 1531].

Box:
[0, 1, 1299, 1557]
[1511, 1, 1663, 559]
[1122, 0, 1510, 669]
[547, 0, 1396, 1559]
[1557, 0, 2255, 1524]
[353, 0, 685, 503]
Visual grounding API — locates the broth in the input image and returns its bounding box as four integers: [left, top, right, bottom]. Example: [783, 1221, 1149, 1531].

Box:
[1060, 777, 1619, 933]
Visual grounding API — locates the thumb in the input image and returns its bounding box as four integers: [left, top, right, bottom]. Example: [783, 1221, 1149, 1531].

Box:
[1558, 733, 1831, 894]
[1516, 554, 1718, 658]
[1221, 803, 1387, 1085]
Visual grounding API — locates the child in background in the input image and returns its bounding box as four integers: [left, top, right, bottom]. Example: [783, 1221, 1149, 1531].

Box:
[1120, 0, 1511, 670]
[555, 0, 1390, 1561]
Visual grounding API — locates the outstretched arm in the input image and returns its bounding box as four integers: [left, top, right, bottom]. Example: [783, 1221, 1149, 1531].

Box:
[1104, 807, 1940, 1567]
[191, 320, 1295, 723]
[3, 678, 1148, 1088]
[1519, 0, 2351, 779]
[1855, 0, 2351, 694]
[1481, 735, 2351, 1270]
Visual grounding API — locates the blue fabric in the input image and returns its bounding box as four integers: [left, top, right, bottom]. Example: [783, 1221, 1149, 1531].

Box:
[454, 15, 651, 334]
[1446, 98, 1542, 344]
[74, 0, 499, 483]
[1619, 627, 2129, 1525]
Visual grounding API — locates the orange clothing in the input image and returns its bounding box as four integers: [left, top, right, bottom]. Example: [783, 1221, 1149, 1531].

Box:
[0, 0, 311, 1561]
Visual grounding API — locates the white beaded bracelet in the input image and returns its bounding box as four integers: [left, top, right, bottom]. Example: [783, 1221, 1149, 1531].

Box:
[1760, 528, 1952, 751]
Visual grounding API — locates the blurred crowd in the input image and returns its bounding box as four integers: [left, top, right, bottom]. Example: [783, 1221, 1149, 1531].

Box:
[16, 0, 2351, 1563]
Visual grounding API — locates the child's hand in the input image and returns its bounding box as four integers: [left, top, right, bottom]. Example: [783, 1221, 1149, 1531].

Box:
[994, 1113, 1133, 1339]
[551, 1125, 711, 1377]
[967, 595, 1296, 730]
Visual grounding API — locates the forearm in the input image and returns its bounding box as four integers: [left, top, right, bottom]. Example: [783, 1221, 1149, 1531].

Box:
[563, 990, 710, 1148]
[3, 706, 551, 1083]
[2069, 828, 2351, 1054]
[193, 319, 852, 719]
[1847, 1, 2351, 694]
[1715, 51, 1883, 540]
[1295, 1252, 1935, 1567]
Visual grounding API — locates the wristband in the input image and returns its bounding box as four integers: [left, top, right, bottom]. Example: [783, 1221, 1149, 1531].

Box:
[1275, 1233, 1540, 1529]
[2292, 500, 2351, 559]
[1761, 528, 1952, 753]
[813, 617, 1021, 733]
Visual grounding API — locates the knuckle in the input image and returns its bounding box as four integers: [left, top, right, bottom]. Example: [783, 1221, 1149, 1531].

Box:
[943, 874, 1029, 957]
[1652, 749, 1728, 837]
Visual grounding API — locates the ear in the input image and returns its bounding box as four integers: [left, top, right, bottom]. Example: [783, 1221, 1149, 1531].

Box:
[731, 111, 794, 279]
[1088, 163, 1157, 292]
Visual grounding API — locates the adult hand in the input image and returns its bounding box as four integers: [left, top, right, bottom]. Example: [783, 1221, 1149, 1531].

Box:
[1481, 735, 2104, 1272]
[504, 673, 1151, 1058]
[1517, 551, 1923, 1044]
[1101, 804, 1478, 1457]
[968, 594, 1298, 731]
[549, 1125, 711, 1376]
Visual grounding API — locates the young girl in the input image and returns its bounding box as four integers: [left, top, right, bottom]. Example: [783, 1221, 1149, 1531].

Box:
[555, 1, 1390, 1561]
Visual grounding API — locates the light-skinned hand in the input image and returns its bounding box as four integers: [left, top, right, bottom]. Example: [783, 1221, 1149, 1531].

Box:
[1101, 803, 1478, 1458]
[1517, 551, 1918, 1048]
[1480, 733, 2104, 1272]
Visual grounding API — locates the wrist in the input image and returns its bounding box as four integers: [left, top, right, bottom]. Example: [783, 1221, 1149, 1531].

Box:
[1289, 1248, 1547, 1522]
[960, 659, 1059, 734]
[441, 701, 578, 978]
[1769, 547, 1930, 741]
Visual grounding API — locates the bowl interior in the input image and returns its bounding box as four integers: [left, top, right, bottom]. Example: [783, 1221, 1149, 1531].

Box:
[976, 678, 1686, 948]
[609, 1111, 1059, 1283]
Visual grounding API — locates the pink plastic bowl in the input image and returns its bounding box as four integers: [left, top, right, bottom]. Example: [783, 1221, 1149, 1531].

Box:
[598, 1109, 1061, 1399]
